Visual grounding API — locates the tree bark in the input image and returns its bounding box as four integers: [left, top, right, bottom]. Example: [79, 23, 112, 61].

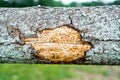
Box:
[0, 5, 120, 65]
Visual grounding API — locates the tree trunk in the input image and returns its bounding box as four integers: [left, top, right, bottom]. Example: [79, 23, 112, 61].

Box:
[0, 5, 120, 65]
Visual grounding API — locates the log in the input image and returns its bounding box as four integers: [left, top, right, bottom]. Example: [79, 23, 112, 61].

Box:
[0, 5, 120, 65]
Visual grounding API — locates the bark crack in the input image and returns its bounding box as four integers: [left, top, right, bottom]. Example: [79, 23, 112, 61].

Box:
[85, 37, 120, 42]
[68, 15, 73, 26]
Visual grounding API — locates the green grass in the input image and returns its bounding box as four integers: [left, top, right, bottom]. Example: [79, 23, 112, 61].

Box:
[0, 64, 119, 80]
[73, 65, 112, 76]
[0, 64, 74, 80]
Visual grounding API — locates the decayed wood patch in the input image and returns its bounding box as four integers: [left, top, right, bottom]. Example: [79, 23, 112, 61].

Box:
[24, 26, 92, 62]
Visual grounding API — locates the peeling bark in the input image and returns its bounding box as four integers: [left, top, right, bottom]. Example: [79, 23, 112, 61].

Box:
[0, 6, 120, 65]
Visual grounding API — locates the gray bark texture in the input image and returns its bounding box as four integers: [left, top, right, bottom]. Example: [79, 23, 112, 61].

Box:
[0, 5, 120, 65]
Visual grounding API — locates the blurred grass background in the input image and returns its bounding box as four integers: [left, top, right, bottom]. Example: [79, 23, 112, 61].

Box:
[0, 0, 120, 80]
[0, 64, 120, 80]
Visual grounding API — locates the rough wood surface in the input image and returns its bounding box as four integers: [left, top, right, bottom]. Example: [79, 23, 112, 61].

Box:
[0, 5, 120, 65]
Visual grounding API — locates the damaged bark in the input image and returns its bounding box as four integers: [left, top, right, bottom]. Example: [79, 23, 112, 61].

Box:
[0, 5, 120, 65]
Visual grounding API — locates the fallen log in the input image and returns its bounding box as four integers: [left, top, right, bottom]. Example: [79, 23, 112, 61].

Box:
[0, 5, 120, 65]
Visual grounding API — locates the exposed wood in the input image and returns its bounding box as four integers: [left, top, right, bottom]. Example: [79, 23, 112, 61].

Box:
[0, 6, 120, 65]
[25, 26, 92, 63]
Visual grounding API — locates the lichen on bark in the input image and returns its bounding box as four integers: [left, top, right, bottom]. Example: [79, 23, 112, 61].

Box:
[0, 5, 120, 65]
